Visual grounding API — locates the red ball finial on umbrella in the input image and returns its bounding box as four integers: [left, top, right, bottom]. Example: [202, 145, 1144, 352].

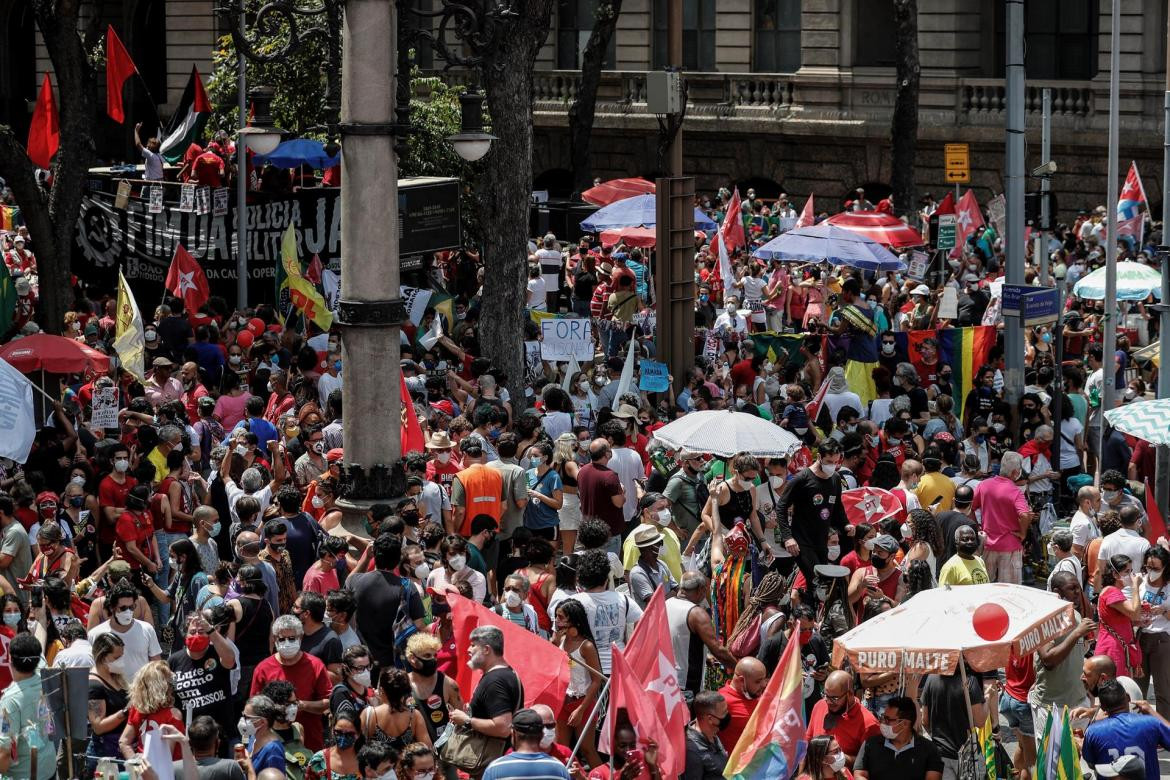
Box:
[972, 603, 1010, 641]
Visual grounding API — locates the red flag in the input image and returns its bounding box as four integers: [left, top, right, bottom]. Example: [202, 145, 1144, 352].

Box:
[949, 189, 985, 259]
[805, 374, 831, 428]
[1118, 161, 1148, 243]
[27, 74, 59, 170]
[608, 647, 675, 768]
[934, 192, 956, 215]
[720, 188, 746, 252]
[794, 193, 815, 228]
[600, 587, 686, 780]
[841, 487, 903, 526]
[106, 25, 139, 123]
[165, 244, 210, 314]
[399, 374, 426, 454]
[1144, 479, 1168, 545]
[305, 254, 323, 285]
[448, 593, 570, 712]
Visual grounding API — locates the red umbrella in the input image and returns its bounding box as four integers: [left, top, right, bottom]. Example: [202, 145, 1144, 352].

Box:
[0, 334, 111, 374]
[582, 177, 656, 207]
[599, 226, 706, 248]
[826, 211, 925, 248]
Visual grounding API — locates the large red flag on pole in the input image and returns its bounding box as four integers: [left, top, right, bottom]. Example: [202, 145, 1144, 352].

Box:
[608, 647, 676, 772]
[106, 25, 139, 123]
[599, 587, 686, 779]
[794, 193, 815, 228]
[1117, 161, 1148, 244]
[948, 189, 985, 259]
[27, 74, 59, 170]
[399, 374, 426, 455]
[165, 244, 211, 314]
[448, 593, 570, 712]
[1143, 478, 1168, 545]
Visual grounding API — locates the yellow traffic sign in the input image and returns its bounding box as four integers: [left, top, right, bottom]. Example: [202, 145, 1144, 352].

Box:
[945, 143, 970, 184]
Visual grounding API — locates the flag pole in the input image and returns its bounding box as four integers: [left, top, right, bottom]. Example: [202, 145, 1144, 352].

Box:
[566, 675, 611, 767]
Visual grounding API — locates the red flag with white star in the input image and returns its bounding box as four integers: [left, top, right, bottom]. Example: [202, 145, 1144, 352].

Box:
[795, 193, 815, 228]
[599, 587, 685, 779]
[165, 244, 210, 314]
[948, 189, 985, 259]
[841, 486, 903, 526]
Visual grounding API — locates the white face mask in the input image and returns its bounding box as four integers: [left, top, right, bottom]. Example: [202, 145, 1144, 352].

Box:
[70, 475, 86, 486]
[351, 669, 372, 688]
[901, 523, 913, 540]
[414, 563, 431, 580]
[235, 444, 248, 457]
[829, 753, 847, 772]
[276, 638, 301, 659]
[879, 723, 898, 740]
[238, 716, 258, 743]
[504, 591, 523, 609]
[769, 474, 784, 489]
[415, 773, 434, 780]
[106, 656, 126, 675]
[113, 458, 130, 473]
[577, 380, 591, 393]
[864, 539, 876, 551]
[436, 451, 451, 464]
[115, 608, 134, 626]
[827, 545, 840, 561]
[656, 508, 672, 526]
[375, 771, 398, 780]
[311, 495, 325, 509]
[285, 703, 298, 722]
[447, 555, 466, 572]
[1148, 569, 1164, 583]
[819, 463, 837, 477]
[540, 727, 556, 749]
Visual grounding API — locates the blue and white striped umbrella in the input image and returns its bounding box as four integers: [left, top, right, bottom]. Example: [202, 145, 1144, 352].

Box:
[1072, 261, 1162, 301]
[1104, 398, 1170, 445]
[751, 222, 906, 271]
[579, 194, 718, 232]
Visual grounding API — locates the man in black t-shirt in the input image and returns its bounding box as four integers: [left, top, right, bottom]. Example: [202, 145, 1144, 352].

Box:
[919, 669, 986, 776]
[935, 486, 979, 573]
[169, 615, 239, 746]
[348, 535, 424, 669]
[450, 625, 523, 739]
[294, 591, 343, 681]
[855, 696, 944, 780]
[775, 439, 849, 594]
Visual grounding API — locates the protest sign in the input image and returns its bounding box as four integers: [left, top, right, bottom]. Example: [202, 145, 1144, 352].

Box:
[540, 318, 593, 362]
[0, 358, 34, 463]
[91, 385, 119, 429]
[638, 360, 669, 392]
[401, 286, 433, 326]
[525, 341, 543, 384]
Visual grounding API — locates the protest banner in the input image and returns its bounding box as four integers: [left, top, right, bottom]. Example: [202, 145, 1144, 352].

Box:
[91, 385, 119, 429]
[0, 358, 34, 463]
[540, 318, 593, 362]
[401, 286, 433, 326]
[638, 360, 669, 392]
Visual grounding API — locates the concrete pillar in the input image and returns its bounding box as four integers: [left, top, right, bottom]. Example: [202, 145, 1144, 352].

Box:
[336, 0, 406, 519]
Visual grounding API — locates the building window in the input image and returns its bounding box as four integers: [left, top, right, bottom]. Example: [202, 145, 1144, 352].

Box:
[557, 0, 616, 70]
[753, 0, 800, 72]
[652, 0, 716, 72]
[993, 0, 1098, 80]
[854, 3, 897, 67]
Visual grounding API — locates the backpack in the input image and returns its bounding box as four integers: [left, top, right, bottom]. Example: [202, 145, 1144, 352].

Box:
[392, 576, 419, 667]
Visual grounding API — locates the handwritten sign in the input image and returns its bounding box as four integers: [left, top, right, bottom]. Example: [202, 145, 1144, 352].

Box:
[213, 187, 229, 216]
[906, 250, 929, 281]
[525, 341, 543, 384]
[638, 360, 669, 392]
[91, 385, 119, 429]
[540, 318, 594, 362]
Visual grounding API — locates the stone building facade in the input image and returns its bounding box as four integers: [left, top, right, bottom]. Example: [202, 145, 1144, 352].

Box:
[524, 0, 1170, 219]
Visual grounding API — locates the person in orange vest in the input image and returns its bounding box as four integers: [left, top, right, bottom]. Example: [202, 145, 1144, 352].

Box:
[450, 437, 503, 537]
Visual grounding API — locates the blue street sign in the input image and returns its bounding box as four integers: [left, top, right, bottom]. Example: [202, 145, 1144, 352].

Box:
[1021, 287, 1059, 326]
[1001, 283, 1033, 317]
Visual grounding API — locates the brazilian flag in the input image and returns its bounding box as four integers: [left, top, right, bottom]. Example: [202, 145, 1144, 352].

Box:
[750, 331, 806, 366]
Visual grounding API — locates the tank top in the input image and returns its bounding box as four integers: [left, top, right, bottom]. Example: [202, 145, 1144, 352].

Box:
[527, 572, 554, 632]
[717, 486, 754, 530]
[235, 595, 274, 666]
[665, 597, 706, 695]
[412, 671, 450, 742]
[562, 640, 591, 697]
[558, 461, 578, 489]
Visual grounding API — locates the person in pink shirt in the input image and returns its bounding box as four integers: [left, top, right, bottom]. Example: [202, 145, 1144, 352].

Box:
[971, 451, 1033, 585]
[302, 534, 346, 594]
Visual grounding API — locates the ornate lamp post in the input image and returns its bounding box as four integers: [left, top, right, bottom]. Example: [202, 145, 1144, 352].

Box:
[216, 0, 508, 518]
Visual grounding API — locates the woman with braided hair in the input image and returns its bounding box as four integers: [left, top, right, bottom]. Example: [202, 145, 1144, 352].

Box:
[901, 508, 943, 583]
[726, 570, 788, 660]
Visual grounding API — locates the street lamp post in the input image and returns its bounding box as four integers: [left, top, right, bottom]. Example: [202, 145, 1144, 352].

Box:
[217, 0, 507, 518]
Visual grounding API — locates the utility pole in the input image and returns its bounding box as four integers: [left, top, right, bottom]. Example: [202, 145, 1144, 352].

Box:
[1004, 0, 1025, 407]
[1038, 88, 1052, 285]
[236, 16, 248, 310]
[1157, 0, 1170, 517]
[1099, 0, 1121, 467]
[667, 0, 682, 177]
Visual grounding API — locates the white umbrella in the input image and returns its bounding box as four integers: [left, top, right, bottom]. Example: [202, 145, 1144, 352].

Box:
[1104, 398, 1170, 446]
[649, 409, 801, 458]
[831, 583, 1077, 675]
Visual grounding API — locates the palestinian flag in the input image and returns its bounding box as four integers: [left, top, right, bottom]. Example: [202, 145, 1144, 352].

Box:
[160, 65, 211, 163]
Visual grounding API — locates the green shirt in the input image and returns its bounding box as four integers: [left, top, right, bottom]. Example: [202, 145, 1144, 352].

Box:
[468, 541, 487, 576]
[0, 673, 55, 780]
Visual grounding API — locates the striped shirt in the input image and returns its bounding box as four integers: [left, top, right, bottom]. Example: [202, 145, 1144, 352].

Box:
[483, 752, 570, 780]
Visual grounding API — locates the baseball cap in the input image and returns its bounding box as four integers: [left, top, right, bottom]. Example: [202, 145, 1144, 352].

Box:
[911, 284, 930, 297]
[872, 534, 900, 554]
[511, 708, 544, 736]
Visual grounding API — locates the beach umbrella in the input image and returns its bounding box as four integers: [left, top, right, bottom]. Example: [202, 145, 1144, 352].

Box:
[254, 138, 340, 169]
[1103, 398, 1170, 446]
[752, 222, 906, 272]
[581, 177, 656, 206]
[650, 409, 801, 458]
[1072, 261, 1162, 301]
[580, 193, 718, 232]
[0, 334, 111, 374]
[825, 211, 925, 248]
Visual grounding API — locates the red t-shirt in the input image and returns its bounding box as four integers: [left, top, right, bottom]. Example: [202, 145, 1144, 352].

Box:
[192, 152, 225, 187]
[717, 682, 759, 749]
[302, 564, 340, 595]
[127, 706, 186, 758]
[1003, 651, 1035, 703]
[425, 458, 462, 494]
[98, 475, 138, 545]
[14, 507, 36, 532]
[729, 360, 758, 394]
[250, 652, 333, 751]
[115, 510, 155, 569]
[805, 697, 879, 759]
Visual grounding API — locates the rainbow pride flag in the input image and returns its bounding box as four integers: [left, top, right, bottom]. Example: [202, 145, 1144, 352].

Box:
[936, 325, 996, 406]
[0, 206, 17, 232]
[723, 619, 807, 780]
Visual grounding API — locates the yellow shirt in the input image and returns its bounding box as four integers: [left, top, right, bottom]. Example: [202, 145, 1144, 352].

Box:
[915, 471, 956, 512]
[937, 554, 990, 586]
[621, 524, 682, 583]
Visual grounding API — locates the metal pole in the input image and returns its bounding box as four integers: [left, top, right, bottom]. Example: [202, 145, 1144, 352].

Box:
[1039, 88, 1052, 285]
[667, 0, 682, 176]
[1052, 285, 1065, 508]
[1157, 0, 1170, 518]
[1099, 0, 1121, 471]
[1004, 0, 1026, 410]
[236, 17, 248, 310]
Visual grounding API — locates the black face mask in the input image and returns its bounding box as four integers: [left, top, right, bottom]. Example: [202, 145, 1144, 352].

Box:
[431, 601, 450, 617]
[957, 541, 979, 556]
[401, 512, 420, 527]
[717, 711, 732, 730]
[872, 555, 890, 569]
[412, 657, 438, 676]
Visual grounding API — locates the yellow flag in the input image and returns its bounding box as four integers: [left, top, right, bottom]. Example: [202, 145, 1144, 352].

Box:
[279, 223, 333, 331]
[113, 269, 145, 381]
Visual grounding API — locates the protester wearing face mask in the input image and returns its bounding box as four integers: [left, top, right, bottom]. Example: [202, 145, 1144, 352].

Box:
[716, 657, 767, 747]
[853, 695, 943, 778]
[305, 709, 362, 779]
[684, 690, 731, 780]
[621, 493, 683, 591]
[250, 614, 333, 751]
[88, 580, 162, 682]
[937, 525, 989, 587]
[85, 632, 130, 775]
[329, 644, 377, 721]
[1137, 546, 1170, 719]
[775, 439, 850, 592]
[304, 534, 347, 595]
[169, 614, 238, 742]
[795, 735, 852, 780]
[239, 694, 287, 773]
[97, 444, 137, 561]
[363, 741, 407, 780]
[848, 534, 904, 613]
[1094, 555, 1144, 680]
[404, 631, 463, 747]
